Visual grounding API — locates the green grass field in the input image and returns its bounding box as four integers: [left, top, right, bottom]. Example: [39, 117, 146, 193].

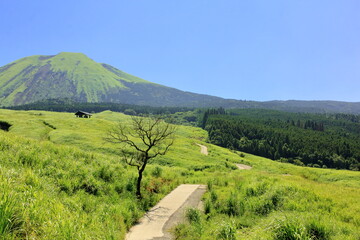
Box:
[0, 109, 359, 239]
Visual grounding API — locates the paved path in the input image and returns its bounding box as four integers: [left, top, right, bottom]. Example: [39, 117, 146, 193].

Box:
[126, 184, 206, 240]
[196, 143, 208, 155]
[236, 163, 252, 170]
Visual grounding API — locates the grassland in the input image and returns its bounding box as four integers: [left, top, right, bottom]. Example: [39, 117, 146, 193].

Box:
[0, 109, 359, 239]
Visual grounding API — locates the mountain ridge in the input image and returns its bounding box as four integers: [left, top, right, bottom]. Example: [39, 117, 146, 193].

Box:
[0, 52, 359, 114]
[0, 52, 230, 107]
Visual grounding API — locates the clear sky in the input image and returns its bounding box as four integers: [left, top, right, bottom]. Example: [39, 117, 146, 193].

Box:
[1, 0, 359, 102]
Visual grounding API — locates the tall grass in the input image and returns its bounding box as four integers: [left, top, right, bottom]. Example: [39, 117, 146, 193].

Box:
[273, 218, 330, 240]
[0, 189, 23, 238]
[173, 170, 359, 239]
[0, 131, 162, 239]
[0, 109, 359, 239]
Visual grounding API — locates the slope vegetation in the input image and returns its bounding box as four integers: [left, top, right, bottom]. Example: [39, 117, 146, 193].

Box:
[0, 109, 359, 239]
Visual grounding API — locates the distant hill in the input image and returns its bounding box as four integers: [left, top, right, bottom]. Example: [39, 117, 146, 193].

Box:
[261, 100, 360, 114]
[0, 52, 359, 114]
[0, 52, 232, 107]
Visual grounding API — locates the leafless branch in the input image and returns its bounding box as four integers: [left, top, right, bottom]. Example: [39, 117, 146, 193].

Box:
[104, 115, 176, 198]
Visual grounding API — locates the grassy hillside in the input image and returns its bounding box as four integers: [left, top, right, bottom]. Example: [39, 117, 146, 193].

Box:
[0, 109, 359, 239]
[0, 109, 221, 168]
[175, 163, 360, 240]
[0, 52, 151, 106]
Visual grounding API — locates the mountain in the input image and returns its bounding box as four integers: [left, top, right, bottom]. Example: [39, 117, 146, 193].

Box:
[1, 52, 360, 114]
[0, 52, 231, 107]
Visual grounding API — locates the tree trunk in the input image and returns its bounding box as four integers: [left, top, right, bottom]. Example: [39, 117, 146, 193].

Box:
[136, 158, 149, 199]
[136, 169, 143, 199]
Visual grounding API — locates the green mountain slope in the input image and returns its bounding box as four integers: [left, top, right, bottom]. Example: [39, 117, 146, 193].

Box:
[0, 52, 229, 107]
[1, 52, 360, 114]
[0, 52, 152, 106]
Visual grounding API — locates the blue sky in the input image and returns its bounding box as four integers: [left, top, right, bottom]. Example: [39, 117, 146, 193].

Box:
[1, 0, 359, 102]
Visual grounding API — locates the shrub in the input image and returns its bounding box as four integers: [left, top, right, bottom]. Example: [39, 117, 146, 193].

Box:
[254, 199, 273, 215]
[123, 202, 141, 227]
[306, 220, 330, 240]
[97, 165, 114, 182]
[225, 162, 237, 170]
[273, 218, 329, 240]
[186, 208, 201, 224]
[210, 191, 218, 203]
[217, 220, 237, 240]
[224, 193, 245, 216]
[125, 178, 135, 193]
[253, 190, 283, 215]
[173, 223, 190, 239]
[78, 177, 100, 196]
[0, 121, 12, 131]
[204, 199, 212, 214]
[273, 219, 306, 240]
[146, 178, 163, 194]
[114, 184, 124, 194]
[245, 182, 268, 197]
[270, 191, 282, 208]
[151, 166, 163, 177]
[207, 180, 213, 191]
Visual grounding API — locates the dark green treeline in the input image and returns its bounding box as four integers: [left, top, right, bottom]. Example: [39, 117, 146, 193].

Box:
[202, 108, 360, 170]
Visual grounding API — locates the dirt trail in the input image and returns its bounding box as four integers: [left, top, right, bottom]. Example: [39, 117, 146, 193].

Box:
[125, 184, 206, 240]
[236, 163, 252, 170]
[196, 143, 208, 155]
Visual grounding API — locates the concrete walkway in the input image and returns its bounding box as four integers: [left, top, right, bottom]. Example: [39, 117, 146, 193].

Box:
[196, 143, 208, 155]
[236, 163, 252, 170]
[126, 184, 206, 240]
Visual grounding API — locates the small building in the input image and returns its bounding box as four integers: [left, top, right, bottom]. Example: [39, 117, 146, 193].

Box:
[75, 111, 92, 118]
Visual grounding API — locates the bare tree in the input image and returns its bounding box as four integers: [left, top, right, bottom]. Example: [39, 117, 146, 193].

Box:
[106, 116, 176, 198]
